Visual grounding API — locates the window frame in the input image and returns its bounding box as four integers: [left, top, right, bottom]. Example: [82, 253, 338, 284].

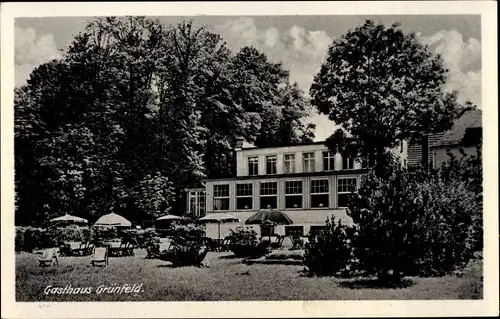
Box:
[342, 156, 355, 170]
[284, 180, 303, 209]
[302, 152, 316, 173]
[259, 181, 278, 209]
[322, 151, 335, 171]
[283, 153, 296, 174]
[248, 156, 259, 176]
[266, 155, 277, 175]
[285, 226, 304, 237]
[213, 184, 230, 211]
[310, 178, 330, 208]
[236, 183, 253, 210]
[337, 177, 358, 208]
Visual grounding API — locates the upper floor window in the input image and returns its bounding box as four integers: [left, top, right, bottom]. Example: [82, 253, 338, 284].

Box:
[260, 181, 278, 209]
[213, 184, 229, 211]
[236, 183, 253, 210]
[248, 157, 258, 176]
[284, 154, 296, 174]
[303, 152, 315, 172]
[342, 156, 354, 170]
[310, 179, 329, 208]
[266, 155, 277, 175]
[337, 177, 357, 208]
[322, 151, 335, 171]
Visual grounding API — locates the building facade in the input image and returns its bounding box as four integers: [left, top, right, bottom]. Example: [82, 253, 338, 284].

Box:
[187, 140, 407, 238]
[408, 109, 482, 170]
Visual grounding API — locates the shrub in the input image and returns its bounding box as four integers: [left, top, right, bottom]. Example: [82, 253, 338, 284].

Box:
[159, 223, 207, 267]
[228, 226, 269, 258]
[304, 217, 354, 277]
[348, 167, 479, 282]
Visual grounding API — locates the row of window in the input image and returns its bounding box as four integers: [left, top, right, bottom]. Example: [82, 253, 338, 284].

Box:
[213, 178, 357, 211]
[248, 151, 358, 176]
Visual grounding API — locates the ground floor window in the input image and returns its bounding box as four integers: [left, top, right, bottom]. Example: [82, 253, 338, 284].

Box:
[236, 183, 253, 210]
[310, 179, 329, 208]
[213, 184, 229, 211]
[260, 181, 278, 209]
[337, 177, 357, 208]
[309, 225, 327, 237]
[285, 180, 303, 208]
[285, 226, 304, 237]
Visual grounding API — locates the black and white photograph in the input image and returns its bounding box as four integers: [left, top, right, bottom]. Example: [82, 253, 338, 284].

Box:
[1, 1, 498, 318]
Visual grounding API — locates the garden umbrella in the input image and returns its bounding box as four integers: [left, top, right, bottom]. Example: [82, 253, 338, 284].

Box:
[197, 213, 240, 241]
[94, 212, 132, 228]
[244, 209, 293, 225]
[245, 210, 293, 241]
[156, 214, 184, 221]
[50, 213, 88, 224]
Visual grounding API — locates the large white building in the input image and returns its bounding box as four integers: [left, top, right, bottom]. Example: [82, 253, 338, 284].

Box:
[186, 140, 407, 238]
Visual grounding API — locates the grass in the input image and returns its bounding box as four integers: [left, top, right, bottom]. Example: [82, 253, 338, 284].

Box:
[16, 249, 483, 301]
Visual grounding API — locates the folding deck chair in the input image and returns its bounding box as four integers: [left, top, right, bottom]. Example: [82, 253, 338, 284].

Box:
[91, 247, 109, 267]
[38, 248, 58, 267]
[270, 235, 285, 249]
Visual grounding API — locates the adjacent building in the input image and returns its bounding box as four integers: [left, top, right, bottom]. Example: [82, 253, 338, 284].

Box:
[408, 109, 482, 170]
[186, 139, 407, 237]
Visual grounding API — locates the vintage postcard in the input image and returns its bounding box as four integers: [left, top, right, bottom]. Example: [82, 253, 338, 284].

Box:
[1, 1, 498, 318]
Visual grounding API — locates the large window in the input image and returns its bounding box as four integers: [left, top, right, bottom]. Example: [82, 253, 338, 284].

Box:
[260, 181, 278, 209]
[342, 156, 354, 170]
[266, 155, 277, 175]
[248, 157, 259, 176]
[285, 180, 303, 208]
[323, 151, 335, 171]
[309, 225, 327, 237]
[213, 184, 229, 211]
[337, 177, 357, 207]
[285, 226, 304, 237]
[284, 154, 296, 174]
[303, 152, 315, 172]
[189, 190, 205, 217]
[236, 183, 253, 210]
[310, 179, 329, 208]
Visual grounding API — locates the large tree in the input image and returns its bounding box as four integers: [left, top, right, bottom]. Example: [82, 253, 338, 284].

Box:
[310, 20, 472, 176]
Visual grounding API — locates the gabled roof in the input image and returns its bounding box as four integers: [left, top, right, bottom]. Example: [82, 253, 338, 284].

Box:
[434, 109, 482, 146]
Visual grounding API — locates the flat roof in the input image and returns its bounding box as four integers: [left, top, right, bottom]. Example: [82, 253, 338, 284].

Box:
[240, 140, 328, 151]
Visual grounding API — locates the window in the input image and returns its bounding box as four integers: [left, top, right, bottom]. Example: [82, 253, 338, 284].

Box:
[284, 154, 296, 174]
[310, 179, 329, 208]
[322, 151, 335, 171]
[266, 155, 277, 175]
[260, 182, 277, 209]
[236, 183, 253, 210]
[248, 157, 259, 176]
[188, 190, 206, 217]
[213, 184, 229, 211]
[311, 179, 330, 208]
[285, 180, 303, 208]
[285, 226, 304, 237]
[342, 156, 354, 170]
[310, 226, 327, 237]
[337, 177, 357, 208]
[303, 152, 315, 172]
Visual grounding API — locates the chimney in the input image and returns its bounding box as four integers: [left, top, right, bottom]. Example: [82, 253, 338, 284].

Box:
[235, 138, 244, 150]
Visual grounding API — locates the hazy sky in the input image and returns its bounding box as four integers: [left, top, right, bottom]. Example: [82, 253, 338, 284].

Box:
[15, 15, 481, 141]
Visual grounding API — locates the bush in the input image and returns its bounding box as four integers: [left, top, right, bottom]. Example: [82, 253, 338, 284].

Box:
[228, 226, 269, 258]
[304, 217, 354, 277]
[347, 167, 479, 282]
[159, 223, 207, 267]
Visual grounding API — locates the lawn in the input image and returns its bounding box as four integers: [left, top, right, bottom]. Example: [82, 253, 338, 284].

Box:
[16, 249, 483, 301]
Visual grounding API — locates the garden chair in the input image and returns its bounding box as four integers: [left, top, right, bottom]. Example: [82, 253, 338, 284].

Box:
[68, 241, 82, 256]
[59, 243, 71, 257]
[124, 242, 135, 256]
[290, 236, 304, 250]
[270, 235, 285, 249]
[91, 247, 108, 267]
[86, 242, 95, 256]
[220, 237, 232, 252]
[39, 248, 59, 267]
[145, 242, 160, 259]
